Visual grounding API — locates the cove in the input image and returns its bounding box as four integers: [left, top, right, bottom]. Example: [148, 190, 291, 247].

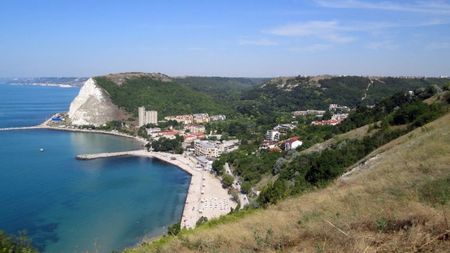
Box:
[0, 129, 190, 252]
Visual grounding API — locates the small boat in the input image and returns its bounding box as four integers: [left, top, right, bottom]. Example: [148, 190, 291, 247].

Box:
[40, 148, 45, 152]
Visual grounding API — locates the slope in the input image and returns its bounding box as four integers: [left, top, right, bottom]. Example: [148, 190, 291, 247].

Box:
[128, 112, 450, 253]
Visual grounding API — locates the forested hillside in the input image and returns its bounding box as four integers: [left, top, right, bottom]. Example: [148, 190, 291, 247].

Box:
[94, 75, 232, 117]
[238, 76, 450, 115]
[93, 73, 449, 122]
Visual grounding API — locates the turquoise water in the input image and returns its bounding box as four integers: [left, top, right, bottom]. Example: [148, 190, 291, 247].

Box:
[0, 84, 190, 252]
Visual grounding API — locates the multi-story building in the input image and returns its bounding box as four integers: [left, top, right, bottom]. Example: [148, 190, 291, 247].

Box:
[145, 110, 158, 125]
[194, 140, 221, 158]
[193, 113, 210, 124]
[138, 107, 146, 127]
[185, 124, 206, 134]
[164, 114, 193, 125]
[265, 130, 281, 141]
[193, 139, 239, 158]
[210, 114, 226, 121]
[138, 106, 158, 127]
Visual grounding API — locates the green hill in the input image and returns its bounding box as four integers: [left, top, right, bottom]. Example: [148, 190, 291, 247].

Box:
[94, 74, 233, 118]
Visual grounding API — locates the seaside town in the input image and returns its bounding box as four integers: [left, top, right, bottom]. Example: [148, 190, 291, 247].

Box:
[0, 99, 356, 232]
[33, 102, 354, 228]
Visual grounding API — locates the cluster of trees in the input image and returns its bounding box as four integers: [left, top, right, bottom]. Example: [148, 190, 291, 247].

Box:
[213, 148, 282, 186]
[147, 135, 184, 154]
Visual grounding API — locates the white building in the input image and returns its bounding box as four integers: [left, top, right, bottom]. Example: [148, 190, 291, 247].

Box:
[193, 139, 239, 158]
[138, 106, 158, 127]
[284, 137, 303, 151]
[331, 113, 349, 121]
[194, 140, 221, 158]
[274, 124, 296, 132]
[210, 114, 226, 121]
[138, 106, 146, 127]
[265, 130, 281, 141]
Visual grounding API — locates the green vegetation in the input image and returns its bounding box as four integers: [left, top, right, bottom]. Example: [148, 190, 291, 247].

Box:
[150, 136, 184, 154]
[167, 223, 181, 236]
[419, 176, 450, 206]
[221, 174, 234, 188]
[94, 76, 230, 117]
[0, 231, 37, 253]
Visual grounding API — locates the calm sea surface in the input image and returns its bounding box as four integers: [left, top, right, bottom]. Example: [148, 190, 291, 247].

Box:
[0, 83, 190, 252]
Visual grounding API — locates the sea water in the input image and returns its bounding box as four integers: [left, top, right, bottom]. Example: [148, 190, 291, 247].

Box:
[0, 83, 190, 252]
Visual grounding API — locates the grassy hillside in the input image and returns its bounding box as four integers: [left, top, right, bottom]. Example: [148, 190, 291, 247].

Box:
[127, 111, 450, 253]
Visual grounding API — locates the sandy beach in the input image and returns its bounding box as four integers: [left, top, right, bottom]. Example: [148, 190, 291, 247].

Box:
[103, 150, 237, 229]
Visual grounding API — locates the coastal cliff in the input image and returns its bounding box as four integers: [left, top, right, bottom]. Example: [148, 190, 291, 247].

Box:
[68, 78, 124, 126]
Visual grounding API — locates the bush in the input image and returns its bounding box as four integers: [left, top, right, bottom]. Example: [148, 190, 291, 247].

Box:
[0, 231, 37, 253]
[196, 216, 208, 226]
[241, 181, 252, 194]
[167, 223, 181, 236]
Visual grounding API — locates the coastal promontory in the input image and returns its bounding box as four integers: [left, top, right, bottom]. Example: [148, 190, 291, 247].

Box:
[67, 78, 125, 126]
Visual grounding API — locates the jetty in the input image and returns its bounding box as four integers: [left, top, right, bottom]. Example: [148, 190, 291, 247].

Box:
[76, 150, 142, 160]
[0, 126, 44, 131]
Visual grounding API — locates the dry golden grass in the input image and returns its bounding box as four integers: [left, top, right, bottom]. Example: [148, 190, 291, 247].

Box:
[127, 112, 450, 253]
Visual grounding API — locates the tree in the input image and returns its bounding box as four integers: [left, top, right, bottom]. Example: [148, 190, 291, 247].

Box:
[151, 136, 184, 154]
[137, 126, 148, 138]
[222, 174, 234, 188]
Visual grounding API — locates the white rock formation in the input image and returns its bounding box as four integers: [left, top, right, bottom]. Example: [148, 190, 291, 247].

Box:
[68, 78, 123, 126]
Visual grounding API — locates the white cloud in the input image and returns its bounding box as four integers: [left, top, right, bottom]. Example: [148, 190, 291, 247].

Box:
[315, 0, 450, 15]
[238, 38, 279, 46]
[266, 20, 356, 43]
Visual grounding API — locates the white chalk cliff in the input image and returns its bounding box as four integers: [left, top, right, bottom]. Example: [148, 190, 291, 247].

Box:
[68, 78, 123, 126]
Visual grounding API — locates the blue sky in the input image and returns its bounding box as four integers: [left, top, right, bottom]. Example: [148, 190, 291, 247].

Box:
[0, 0, 449, 77]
